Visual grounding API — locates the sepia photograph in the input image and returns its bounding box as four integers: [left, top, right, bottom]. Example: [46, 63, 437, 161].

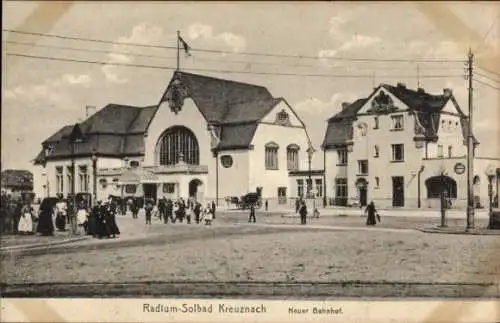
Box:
[1, 1, 499, 322]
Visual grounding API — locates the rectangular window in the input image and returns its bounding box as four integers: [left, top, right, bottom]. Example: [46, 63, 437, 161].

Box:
[287, 148, 299, 170]
[337, 149, 348, 165]
[374, 116, 379, 129]
[56, 166, 64, 194]
[315, 179, 323, 197]
[438, 145, 444, 158]
[448, 146, 453, 158]
[374, 145, 380, 158]
[125, 184, 137, 194]
[163, 183, 176, 194]
[265, 147, 279, 170]
[358, 160, 368, 175]
[306, 178, 312, 194]
[391, 115, 404, 130]
[78, 165, 89, 193]
[296, 179, 304, 198]
[335, 178, 348, 206]
[375, 176, 380, 188]
[66, 166, 73, 194]
[391, 144, 404, 162]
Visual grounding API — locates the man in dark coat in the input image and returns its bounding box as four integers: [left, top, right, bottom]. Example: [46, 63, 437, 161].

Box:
[94, 201, 108, 238]
[194, 202, 201, 224]
[211, 201, 216, 220]
[165, 199, 174, 223]
[248, 205, 256, 223]
[299, 201, 307, 225]
[105, 202, 120, 237]
[144, 199, 153, 225]
[158, 197, 166, 222]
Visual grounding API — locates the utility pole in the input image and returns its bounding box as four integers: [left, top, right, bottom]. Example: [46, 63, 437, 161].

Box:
[417, 64, 420, 88]
[176, 30, 180, 71]
[466, 48, 475, 231]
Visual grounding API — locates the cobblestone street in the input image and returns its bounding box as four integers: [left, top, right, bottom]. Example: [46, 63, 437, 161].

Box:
[1, 212, 498, 294]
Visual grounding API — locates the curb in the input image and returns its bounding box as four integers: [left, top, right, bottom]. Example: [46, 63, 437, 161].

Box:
[418, 227, 500, 236]
[0, 236, 90, 253]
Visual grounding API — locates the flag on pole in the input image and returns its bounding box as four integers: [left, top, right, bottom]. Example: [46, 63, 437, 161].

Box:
[178, 36, 191, 57]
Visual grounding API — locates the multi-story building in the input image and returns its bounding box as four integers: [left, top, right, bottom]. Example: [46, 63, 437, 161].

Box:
[322, 83, 500, 209]
[33, 71, 313, 208]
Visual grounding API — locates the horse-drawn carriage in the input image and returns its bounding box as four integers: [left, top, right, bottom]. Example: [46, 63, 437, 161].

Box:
[225, 187, 263, 210]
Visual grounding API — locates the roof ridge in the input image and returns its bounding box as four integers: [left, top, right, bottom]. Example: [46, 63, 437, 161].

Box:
[176, 70, 269, 90]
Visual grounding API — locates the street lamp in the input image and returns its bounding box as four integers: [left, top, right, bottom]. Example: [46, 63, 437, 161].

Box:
[306, 142, 316, 198]
[485, 164, 495, 229]
[69, 123, 84, 235]
[91, 151, 98, 207]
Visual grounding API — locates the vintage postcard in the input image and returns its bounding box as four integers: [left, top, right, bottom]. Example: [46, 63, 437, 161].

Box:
[1, 1, 499, 322]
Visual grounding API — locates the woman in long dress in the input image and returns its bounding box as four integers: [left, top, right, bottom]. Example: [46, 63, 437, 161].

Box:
[76, 202, 88, 236]
[18, 203, 34, 234]
[203, 203, 213, 225]
[364, 201, 379, 226]
[104, 202, 120, 238]
[37, 198, 55, 236]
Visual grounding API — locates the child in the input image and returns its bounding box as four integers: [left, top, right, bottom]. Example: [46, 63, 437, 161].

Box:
[203, 203, 213, 225]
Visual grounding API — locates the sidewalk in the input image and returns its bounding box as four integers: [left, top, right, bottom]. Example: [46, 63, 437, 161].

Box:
[220, 207, 491, 219]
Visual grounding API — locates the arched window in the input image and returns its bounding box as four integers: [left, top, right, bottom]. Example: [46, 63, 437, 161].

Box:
[425, 175, 457, 198]
[265, 142, 279, 170]
[158, 126, 199, 166]
[448, 146, 453, 158]
[287, 144, 300, 170]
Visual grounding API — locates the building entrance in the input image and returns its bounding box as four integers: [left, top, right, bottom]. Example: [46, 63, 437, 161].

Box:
[392, 176, 405, 207]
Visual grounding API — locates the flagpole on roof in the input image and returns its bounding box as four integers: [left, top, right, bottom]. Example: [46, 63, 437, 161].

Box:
[176, 30, 180, 71]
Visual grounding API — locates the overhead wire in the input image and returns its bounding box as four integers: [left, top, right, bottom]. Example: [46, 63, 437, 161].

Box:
[5, 52, 465, 79]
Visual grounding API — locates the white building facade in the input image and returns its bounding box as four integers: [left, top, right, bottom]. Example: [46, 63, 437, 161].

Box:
[322, 83, 500, 209]
[34, 72, 313, 208]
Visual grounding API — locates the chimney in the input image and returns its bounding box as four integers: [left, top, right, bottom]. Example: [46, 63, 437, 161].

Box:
[443, 88, 453, 98]
[341, 102, 351, 110]
[417, 87, 425, 93]
[85, 105, 97, 118]
[397, 82, 406, 89]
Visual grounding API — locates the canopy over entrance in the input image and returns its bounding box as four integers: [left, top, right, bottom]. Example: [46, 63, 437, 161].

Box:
[117, 168, 162, 185]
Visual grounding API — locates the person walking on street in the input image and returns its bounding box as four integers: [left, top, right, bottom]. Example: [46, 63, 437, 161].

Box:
[295, 199, 300, 214]
[37, 198, 54, 236]
[364, 201, 380, 226]
[185, 202, 192, 224]
[144, 199, 153, 225]
[166, 199, 174, 223]
[194, 201, 201, 224]
[299, 200, 308, 225]
[211, 201, 216, 220]
[248, 204, 256, 223]
[265, 200, 268, 212]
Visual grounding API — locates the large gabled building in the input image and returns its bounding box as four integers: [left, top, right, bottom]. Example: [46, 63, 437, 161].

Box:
[322, 83, 499, 209]
[34, 71, 313, 208]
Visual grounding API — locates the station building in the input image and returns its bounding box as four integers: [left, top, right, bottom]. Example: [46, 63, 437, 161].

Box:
[34, 71, 314, 208]
[322, 83, 500, 209]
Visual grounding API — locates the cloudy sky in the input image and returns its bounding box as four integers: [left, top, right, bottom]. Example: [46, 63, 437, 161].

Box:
[2, 1, 499, 176]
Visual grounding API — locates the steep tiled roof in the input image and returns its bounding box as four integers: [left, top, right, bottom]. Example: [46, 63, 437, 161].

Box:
[218, 123, 259, 150]
[35, 72, 292, 164]
[1, 170, 33, 190]
[323, 84, 478, 149]
[163, 71, 276, 123]
[323, 99, 366, 148]
[35, 104, 158, 164]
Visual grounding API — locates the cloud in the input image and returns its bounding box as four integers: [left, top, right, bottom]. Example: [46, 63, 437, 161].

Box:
[188, 23, 247, 52]
[3, 74, 92, 101]
[295, 93, 358, 116]
[101, 23, 164, 84]
[339, 34, 381, 51]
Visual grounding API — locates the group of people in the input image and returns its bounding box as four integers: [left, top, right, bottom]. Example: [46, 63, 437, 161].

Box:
[124, 197, 217, 226]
